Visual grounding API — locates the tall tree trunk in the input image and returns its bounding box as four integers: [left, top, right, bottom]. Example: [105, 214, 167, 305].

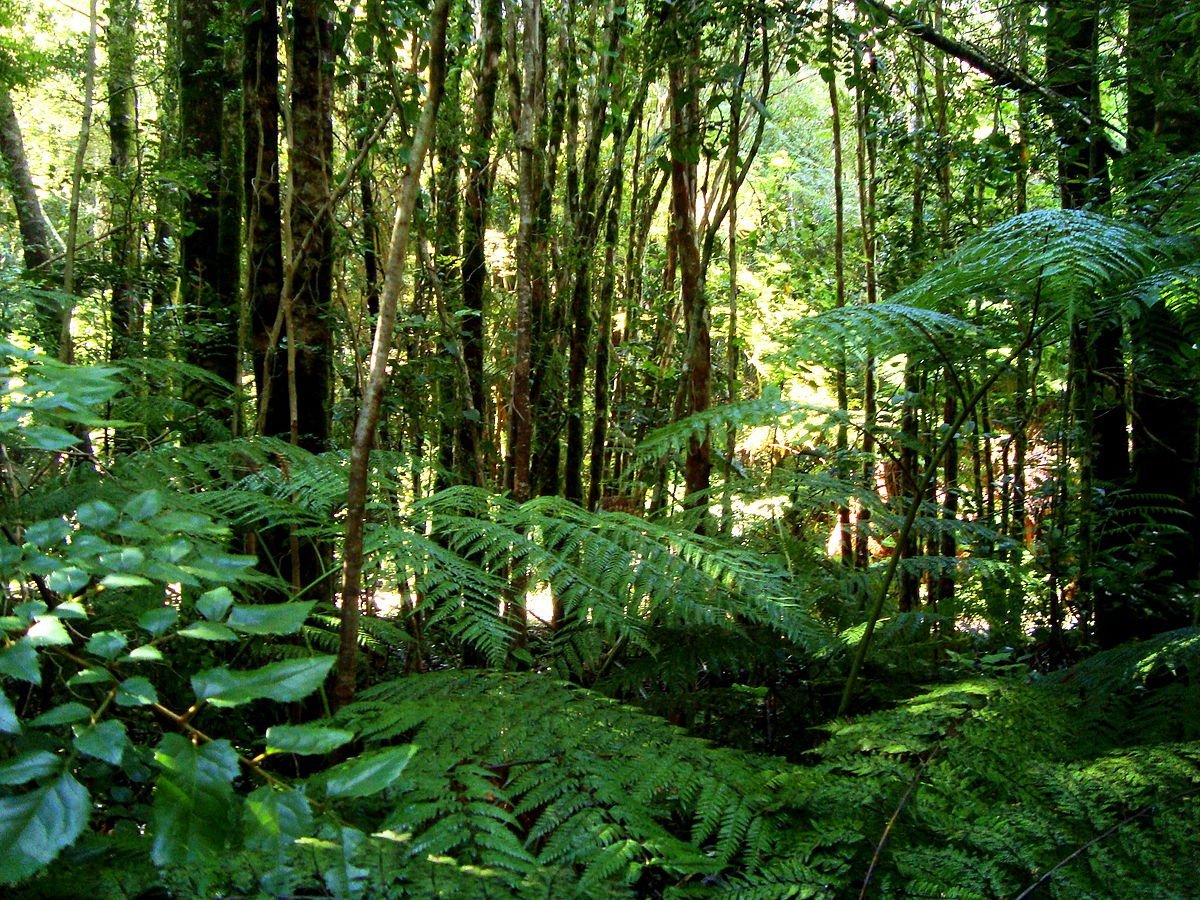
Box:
[245, 0, 285, 440]
[61, 0, 100, 365]
[336, 0, 450, 709]
[1125, 0, 1200, 630]
[854, 43, 878, 569]
[0, 88, 60, 351]
[286, 0, 334, 452]
[669, 5, 710, 528]
[458, 0, 503, 488]
[179, 0, 239, 421]
[507, 0, 543, 507]
[1047, 0, 1128, 647]
[107, 0, 141, 365]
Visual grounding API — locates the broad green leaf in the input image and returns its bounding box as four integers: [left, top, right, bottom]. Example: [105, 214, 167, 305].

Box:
[151, 734, 239, 867]
[323, 745, 417, 799]
[100, 573, 153, 589]
[86, 630, 127, 660]
[98, 547, 146, 574]
[320, 826, 369, 897]
[67, 667, 113, 687]
[0, 688, 19, 733]
[192, 656, 335, 708]
[179, 552, 257, 584]
[177, 621, 237, 642]
[0, 640, 40, 685]
[13, 601, 47, 622]
[0, 751, 60, 785]
[23, 518, 70, 548]
[265, 724, 355, 756]
[26, 617, 71, 647]
[22, 425, 78, 450]
[75, 500, 118, 529]
[0, 545, 20, 571]
[122, 490, 162, 521]
[73, 720, 127, 765]
[124, 645, 165, 662]
[30, 702, 91, 727]
[244, 786, 313, 856]
[116, 676, 158, 707]
[196, 587, 234, 622]
[47, 567, 89, 594]
[138, 606, 178, 636]
[228, 600, 315, 635]
[0, 773, 89, 885]
[51, 601, 87, 619]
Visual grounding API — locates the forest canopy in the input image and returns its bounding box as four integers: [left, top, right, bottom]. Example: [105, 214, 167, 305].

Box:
[0, 0, 1198, 895]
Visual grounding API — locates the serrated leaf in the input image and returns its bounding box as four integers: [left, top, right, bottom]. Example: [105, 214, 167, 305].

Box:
[26, 617, 71, 647]
[196, 587, 234, 622]
[0, 773, 89, 885]
[0, 640, 40, 685]
[85, 630, 127, 660]
[323, 745, 417, 799]
[265, 724, 355, 756]
[122, 490, 162, 521]
[138, 606, 178, 636]
[30, 702, 91, 727]
[75, 500, 119, 529]
[67, 667, 113, 687]
[116, 676, 158, 707]
[244, 786, 313, 856]
[227, 601, 315, 635]
[51, 601, 87, 619]
[22, 424, 78, 450]
[177, 621, 237, 642]
[151, 735, 239, 866]
[192, 656, 335, 708]
[73, 720, 127, 765]
[0, 689, 19, 733]
[47, 567, 89, 594]
[0, 751, 60, 785]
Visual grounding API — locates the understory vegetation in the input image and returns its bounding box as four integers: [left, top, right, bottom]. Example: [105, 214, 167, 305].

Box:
[3, 0, 1200, 895]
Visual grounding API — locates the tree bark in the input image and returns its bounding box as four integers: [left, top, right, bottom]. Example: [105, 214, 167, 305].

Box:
[458, 0, 503, 488]
[245, 0, 285, 440]
[106, 0, 141, 364]
[286, 0, 335, 452]
[336, 0, 451, 709]
[668, 7, 710, 528]
[0, 88, 59, 352]
[178, 0, 239, 420]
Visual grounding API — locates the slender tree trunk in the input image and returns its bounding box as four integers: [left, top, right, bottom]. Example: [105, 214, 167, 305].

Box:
[245, 0, 285, 440]
[827, 2, 852, 567]
[669, 6, 711, 527]
[459, 0, 503, 488]
[61, 0, 100, 365]
[106, 0, 141, 364]
[854, 44, 878, 569]
[336, 0, 450, 709]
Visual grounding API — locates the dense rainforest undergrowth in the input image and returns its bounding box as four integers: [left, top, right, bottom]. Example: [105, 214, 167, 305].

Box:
[2, 0, 1200, 895]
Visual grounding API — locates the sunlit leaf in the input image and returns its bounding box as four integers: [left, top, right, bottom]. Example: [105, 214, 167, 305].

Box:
[192, 656, 335, 707]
